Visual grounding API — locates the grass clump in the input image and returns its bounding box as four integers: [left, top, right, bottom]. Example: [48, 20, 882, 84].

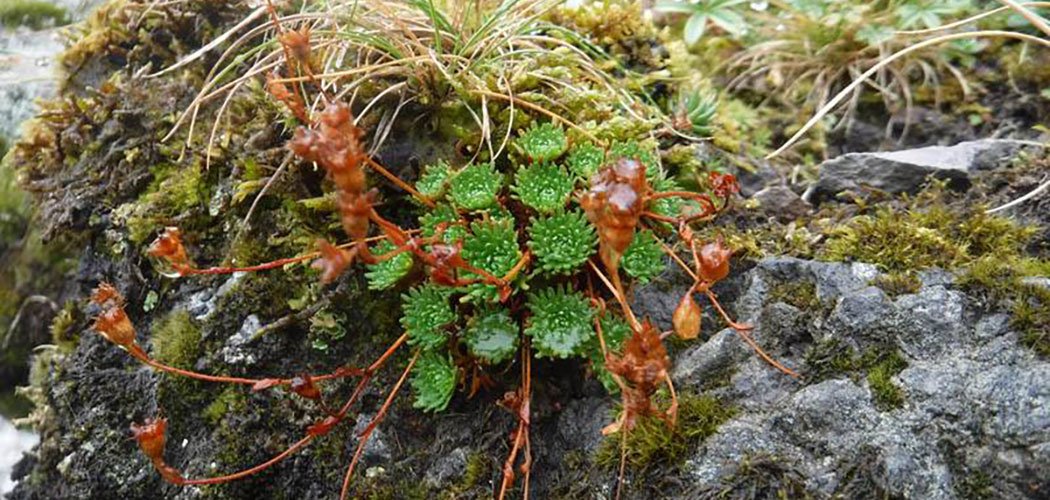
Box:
[596, 393, 734, 471]
[0, 0, 68, 29]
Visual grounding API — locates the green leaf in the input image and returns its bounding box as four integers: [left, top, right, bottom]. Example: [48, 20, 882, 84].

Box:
[416, 160, 452, 200]
[653, 0, 697, 14]
[684, 14, 709, 45]
[515, 122, 568, 162]
[709, 8, 746, 36]
[526, 286, 595, 359]
[464, 309, 519, 363]
[461, 219, 522, 302]
[512, 161, 574, 214]
[449, 162, 502, 211]
[365, 240, 414, 290]
[411, 352, 457, 412]
[565, 142, 605, 180]
[528, 210, 597, 275]
[622, 230, 666, 284]
[400, 285, 456, 350]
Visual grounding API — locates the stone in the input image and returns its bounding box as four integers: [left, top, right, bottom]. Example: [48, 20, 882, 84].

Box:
[811, 139, 1038, 202]
[751, 185, 812, 222]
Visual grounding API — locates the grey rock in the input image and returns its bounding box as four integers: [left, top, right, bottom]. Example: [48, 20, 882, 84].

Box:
[812, 139, 1037, 202]
[672, 257, 1050, 498]
[424, 447, 468, 486]
[751, 185, 812, 222]
[557, 397, 611, 453]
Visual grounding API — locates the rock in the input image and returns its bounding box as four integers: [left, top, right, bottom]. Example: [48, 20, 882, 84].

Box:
[671, 257, 1050, 498]
[424, 447, 468, 486]
[812, 139, 1038, 202]
[751, 185, 812, 222]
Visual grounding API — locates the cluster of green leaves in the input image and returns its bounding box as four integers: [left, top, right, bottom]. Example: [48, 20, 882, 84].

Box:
[384, 122, 689, 412]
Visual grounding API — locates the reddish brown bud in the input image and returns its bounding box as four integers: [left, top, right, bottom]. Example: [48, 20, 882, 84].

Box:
[147, 227, 192, 276]
[131, 418, 169, 461]
[92, 305, 137, 349]
[278, 25, 312, 63]
[312, 240, 352, 284]
[290, 375, 321, 400]
[709, 172, 740, 199]
[698, 240, 731, 283]
[673, 292, 702, 340]
[91, 282, 123, 307]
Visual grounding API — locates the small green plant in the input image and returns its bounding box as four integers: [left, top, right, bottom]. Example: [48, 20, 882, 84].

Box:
[525, 286, 596, 359]
[528, 210, 597, 274]
[401, 285, 455, 350]
[415, 160, 453, 200]
[654, 0, 750, 45]
[464, 309, 519, 364]
[449, 162, 503, 211]
[512, 161, 574, 213]
[565, 142, 605, 180]
[514, 122, 568, 162]
[621, 230, 666, 283]
[410, 351, 458, 412]
[365, 240, 414, 290]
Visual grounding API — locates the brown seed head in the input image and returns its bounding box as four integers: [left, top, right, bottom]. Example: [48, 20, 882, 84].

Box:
[131, 417, 168, 461]
[278, 25, 312, 63]
[672, 292, 702, 340]
[698, 240, 732, 283]
[147, 227, 192, 274]
[290, 375, 321, 400]
[92, 305, 136, 348]
[91, 282, 123, 307]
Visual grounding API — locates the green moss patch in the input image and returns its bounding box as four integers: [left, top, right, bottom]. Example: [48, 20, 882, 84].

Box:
[805, 341, 908, 410]
[149, 309, 202, 369]
[596, 393, 734, 471]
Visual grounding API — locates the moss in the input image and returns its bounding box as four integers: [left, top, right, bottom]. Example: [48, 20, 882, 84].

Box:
[804, 339, 861, 383]
[697, 453, 810, 499]
[955, 470, 994, 500]
[596, 393, 734, 471]
[0, 0, 68, 29]
[805, 341, 908, 409]
[202, 386, 247, 426]
[120, 163, 207, 244]
[871, 272, 922, 297]
[865, 350, 908, 411]
[821, 197, 1035, 274]
[49, 301, 80, 353]
[149, 309, 201, 369]
[958, 255, 1050, 358]
[767, 281, 820, 311]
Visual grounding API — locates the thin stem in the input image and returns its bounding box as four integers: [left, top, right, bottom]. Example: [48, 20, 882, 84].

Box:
[705, 290, 799, 378]
[339, 349, 419, 500]
[181, 435, 314, 485]
[363, 157, 436, 207]
[587, 260, 640, 332]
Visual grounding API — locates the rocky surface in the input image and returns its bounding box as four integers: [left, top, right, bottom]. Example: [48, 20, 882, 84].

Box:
[667, 258, 1049, 499]
[811, 139, 1042, 203]
[1, 1, 1048, 499]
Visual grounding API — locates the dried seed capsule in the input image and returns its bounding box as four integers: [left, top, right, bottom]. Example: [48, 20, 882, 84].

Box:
[147, 227, 193, 277]
[92, 305, 136, 349]
[312, 239, 353, 284]
[131, 417, 169, 462]
[290, 375, 321, 400]
[698, 240, 731, 283]
[672, 292, 701, 340]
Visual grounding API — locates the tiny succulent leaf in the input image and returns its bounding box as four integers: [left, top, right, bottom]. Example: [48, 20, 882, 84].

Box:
[365, 240, 414, 290]
[449, 162, 502, 211]
[512, 161, 574, 214]
[411, 352, 457, 413]
[420, 204, 467, 244]
[461, 219, 522, 301]
[515, 122, 568, 162]
[565, 142, 605, 180]
[526, 286, 595, 359]
[622, 230, 666, 283]
[528, 210, 597, 274]
[464, 309, 519, 364]
[400, 285, 455, 350]
[416, 160, 452, 199]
